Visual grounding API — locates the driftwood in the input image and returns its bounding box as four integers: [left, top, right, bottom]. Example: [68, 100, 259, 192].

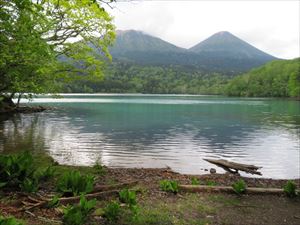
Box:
[204, 158, 262, 175]
[20, 181, 138, 211]
[92, 181, 139, 193]
[179, 185, 295, 195]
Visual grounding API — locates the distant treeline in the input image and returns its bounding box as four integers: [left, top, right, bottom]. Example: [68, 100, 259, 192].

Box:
[226, 58, 300, 97]
[64, 58, 300, 97]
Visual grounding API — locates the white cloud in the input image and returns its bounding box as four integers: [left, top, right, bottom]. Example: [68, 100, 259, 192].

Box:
[107, 0, 299, 59]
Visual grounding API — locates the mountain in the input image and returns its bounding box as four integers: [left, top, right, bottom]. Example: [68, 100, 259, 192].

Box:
[109, 30, 278, 74]
[111, 30, 185, 54]
[189, 31, 276, 61]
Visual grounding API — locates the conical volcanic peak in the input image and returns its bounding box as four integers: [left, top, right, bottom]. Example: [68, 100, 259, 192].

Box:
[189, 31, 276, 60]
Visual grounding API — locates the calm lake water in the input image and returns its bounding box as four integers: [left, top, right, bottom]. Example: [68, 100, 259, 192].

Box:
[0, 94, 299, 179]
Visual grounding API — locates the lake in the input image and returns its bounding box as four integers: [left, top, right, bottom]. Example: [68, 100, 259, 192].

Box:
[0, 94, 299, 179]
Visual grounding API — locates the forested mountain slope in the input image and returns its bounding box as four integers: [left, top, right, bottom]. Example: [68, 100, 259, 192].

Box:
[225, 58, 300, 97]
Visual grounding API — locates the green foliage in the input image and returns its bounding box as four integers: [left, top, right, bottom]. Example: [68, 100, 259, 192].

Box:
[103, 201, 121, 222]
[0, 216, 24, 225]
[20, 177, 39, 193]
[64, 63, 230, 95]
[56, 171, 94, 196]
[226, 58, 300, 97]
[119, 189, 137, 206]
[0, 0, 115, 101]
[206, 181, 217, 186]
[47, 195, 60, 208]
[36, 166, 55, 182]
[283, 180, 297, 198]
[232, 179, 247, 195]
[0, 152, 36, 190]
[159, 180, 179, 194]
[288, 72, 300, 97]
[191, 178, 200, 185]
[63, 195, 96, 225]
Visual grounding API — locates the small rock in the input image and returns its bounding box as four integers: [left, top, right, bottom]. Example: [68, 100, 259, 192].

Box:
[204, 169, 208, 171]
[210, 168, 216, 174]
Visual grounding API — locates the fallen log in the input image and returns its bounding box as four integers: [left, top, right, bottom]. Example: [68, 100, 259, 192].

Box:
[59, 190, 119, 204]
[92, 180, 138, 193]
[204, 158, 262, 175]
[179, 185, 297, 195]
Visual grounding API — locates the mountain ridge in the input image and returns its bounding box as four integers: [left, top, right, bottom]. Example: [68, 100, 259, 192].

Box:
[109, 30, 278, 73]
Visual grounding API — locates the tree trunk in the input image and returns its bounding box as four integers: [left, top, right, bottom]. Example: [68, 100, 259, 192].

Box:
[179, 185, 290, 195]
[17, 93, 22, 108]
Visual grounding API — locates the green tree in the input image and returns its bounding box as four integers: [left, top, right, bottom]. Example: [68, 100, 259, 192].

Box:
[0, 0, 115, 106]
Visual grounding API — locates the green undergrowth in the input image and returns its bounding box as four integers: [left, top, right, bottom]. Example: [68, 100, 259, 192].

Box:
[232, 179, 247, 195]
[63, 195, 96, 225]
[283, 180, 298, 198]
[56, 171, 95, 196]
[159, 180, 179, 194]
[0, 215, 24, 225]
[1, 152, 299, 225]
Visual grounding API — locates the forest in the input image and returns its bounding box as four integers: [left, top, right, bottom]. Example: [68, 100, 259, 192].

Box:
[64, 58, 300, 98]
[225, 58, 300, 97]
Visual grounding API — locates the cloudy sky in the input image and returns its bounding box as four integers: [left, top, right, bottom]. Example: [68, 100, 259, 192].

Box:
[107, 0, 299, 59]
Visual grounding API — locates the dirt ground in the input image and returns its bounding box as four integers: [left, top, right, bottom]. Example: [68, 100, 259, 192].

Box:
[0, 166, 299, 225]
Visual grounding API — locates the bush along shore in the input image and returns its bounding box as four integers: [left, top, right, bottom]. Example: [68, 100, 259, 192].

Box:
[0, 152, 299, 225]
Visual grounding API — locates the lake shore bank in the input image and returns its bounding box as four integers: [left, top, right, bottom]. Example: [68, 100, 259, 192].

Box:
[0, 153, 299, 225]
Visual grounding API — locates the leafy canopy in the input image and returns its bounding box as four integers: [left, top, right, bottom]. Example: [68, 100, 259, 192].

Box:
[0, 0, 115, 98]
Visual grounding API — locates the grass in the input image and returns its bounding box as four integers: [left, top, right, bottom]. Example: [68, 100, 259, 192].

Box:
[209, 195, 241, 206]
[129, 193, 217, 225]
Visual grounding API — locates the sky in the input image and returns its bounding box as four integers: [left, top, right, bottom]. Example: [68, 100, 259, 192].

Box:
[106, 0, 300, 59]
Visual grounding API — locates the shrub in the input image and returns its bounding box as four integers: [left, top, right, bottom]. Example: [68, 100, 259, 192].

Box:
[20, 177, 39, 193]
[0, 152, 36, 190]
[283, 180, 297, 198]
[119, 189, 137, 206]
[47, 195, 60, 208]
[159, 180, 179, 194]
[232, 179, 247, 195]
[191, 177, 200, 185]
[206, 180, 217, 186]
[56, 171, 94, 196]
[63, 195, 96, 225]
[0, 215, 24, 225]
[103, 201, 121, 222]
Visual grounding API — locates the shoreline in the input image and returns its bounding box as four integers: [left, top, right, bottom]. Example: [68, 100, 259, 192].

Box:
[1, 155, 299, 225]
[0, 105, 47, 114]
[60, 164, 300, 189]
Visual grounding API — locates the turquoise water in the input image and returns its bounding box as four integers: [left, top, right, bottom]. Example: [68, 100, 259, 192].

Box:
[0, 94, 299, 178]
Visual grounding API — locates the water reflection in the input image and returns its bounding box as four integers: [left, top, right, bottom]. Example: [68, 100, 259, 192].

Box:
[0, 95, 299, 179]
